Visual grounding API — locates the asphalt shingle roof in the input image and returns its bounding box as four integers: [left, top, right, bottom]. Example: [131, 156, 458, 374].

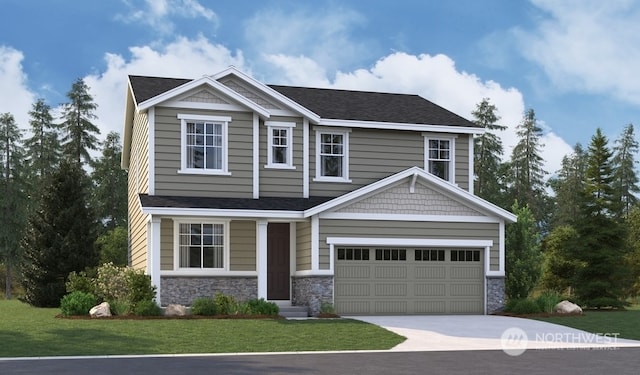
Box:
[139, 194, 333, 211]
[128, 75, 478, 127]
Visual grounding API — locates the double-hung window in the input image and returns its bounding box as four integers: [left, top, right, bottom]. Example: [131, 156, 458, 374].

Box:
[265, 121, 295, 169]
[178, 114, 231, 175]
[425, 136, 455, 182]
[177, 221, 227, 269]
[315, 128, 350, 182]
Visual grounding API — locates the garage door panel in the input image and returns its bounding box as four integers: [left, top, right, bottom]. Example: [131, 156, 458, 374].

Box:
[335, 248, 484, 315]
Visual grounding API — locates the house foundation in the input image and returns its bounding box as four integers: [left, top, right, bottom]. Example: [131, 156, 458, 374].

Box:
[160, 276, 258, 305]
[291, 275, 334, 316]
[486, 276, 506, 313]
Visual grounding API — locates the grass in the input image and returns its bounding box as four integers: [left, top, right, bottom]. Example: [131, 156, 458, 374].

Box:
[534, 309, 640, 341]
[0, 300, 404, 357]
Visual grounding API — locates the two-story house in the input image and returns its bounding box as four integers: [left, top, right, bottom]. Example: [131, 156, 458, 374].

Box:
[122, 67, 516, 316]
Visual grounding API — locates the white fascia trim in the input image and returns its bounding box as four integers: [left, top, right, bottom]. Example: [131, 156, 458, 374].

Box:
[303, 118, 310, 198]
[161, 101, 248, 113]
[177, 114, 232, 122]
[499, 220, 506, 273]
[253, 113, 260, 199]
[141, 207, 305, 219]
[319, 119, 484, 134]
[468, 135, 475, 194]
[148, 107, 155, 195]
[211, 67, 321, 122]
[139, 76, 271, 118]
[161, 270, 258, 277]
[318, 212, 502, 223]
[325, 237, 494, 248]
[294, 270, 334, 277]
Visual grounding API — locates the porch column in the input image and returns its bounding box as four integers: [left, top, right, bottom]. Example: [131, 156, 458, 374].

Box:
[149, 216, 162, 305]
[257, 219, 268, 299]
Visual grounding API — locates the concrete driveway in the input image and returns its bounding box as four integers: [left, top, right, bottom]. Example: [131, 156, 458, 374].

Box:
[349, 315, 640, 354]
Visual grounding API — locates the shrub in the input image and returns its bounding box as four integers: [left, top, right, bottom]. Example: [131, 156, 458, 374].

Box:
[505, 298, 542, 315]
[60, 291, 97, 316]
[65, 268, 97, 295]
[125, 271, 156, 309]
[245, 298, 279, 315]
[214, 293, 237, 315]
[191, 297, 217, 315]
[133, 300, 163, 316]
[320, 302, 336, 315]
[535, 291, 564, 313]
[89, 263, 157, 311]
[110, 299, 132, 316]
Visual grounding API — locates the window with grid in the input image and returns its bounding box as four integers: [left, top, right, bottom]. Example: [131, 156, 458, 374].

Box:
[185, 122, 223, 170]
[178, 223, 225, 269]
[337, 248, 370, 261]
[415, 249, 445, 261]
[427, 139, 451, 181]
[266, 121, 295, 168]
[320, 132, 344, 177]
[451, 250, 480, 262]
[375, 248, 407, 261]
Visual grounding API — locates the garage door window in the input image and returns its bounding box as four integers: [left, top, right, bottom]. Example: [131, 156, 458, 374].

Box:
[415, 249, 445, 261]
[337, 248, 370, 261]
[451, 250, 480, 262]
[375, 248, 406, 261]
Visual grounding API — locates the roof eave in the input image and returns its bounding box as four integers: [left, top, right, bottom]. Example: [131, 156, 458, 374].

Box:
[318, 119, 484, 134]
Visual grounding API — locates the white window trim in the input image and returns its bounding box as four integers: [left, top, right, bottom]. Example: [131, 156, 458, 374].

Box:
[264, 121, 296, 169]
[173, 218, 230, 274]
[314, 127, 352, 183]
[177, 114, 232, 175]
[423, 134, 456, 184]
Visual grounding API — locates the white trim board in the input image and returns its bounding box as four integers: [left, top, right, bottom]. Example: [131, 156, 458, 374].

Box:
[326, 237, 493, 248]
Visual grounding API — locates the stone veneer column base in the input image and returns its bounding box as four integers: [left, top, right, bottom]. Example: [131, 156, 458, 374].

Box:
[161, 276, 258, 306]
[291, 275, 333, 316]
[486, 276, 506, 314]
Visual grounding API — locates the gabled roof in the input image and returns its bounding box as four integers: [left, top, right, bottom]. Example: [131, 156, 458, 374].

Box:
[304, 166, 517, 222]
[269, 85, 477, 127]
[129, 76, 190, 104]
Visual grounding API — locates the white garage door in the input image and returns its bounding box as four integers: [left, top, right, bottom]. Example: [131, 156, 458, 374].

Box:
[334, 248, 484, 315]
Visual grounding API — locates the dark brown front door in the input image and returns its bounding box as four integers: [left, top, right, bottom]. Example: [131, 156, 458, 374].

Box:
[267, 223, 290, 300]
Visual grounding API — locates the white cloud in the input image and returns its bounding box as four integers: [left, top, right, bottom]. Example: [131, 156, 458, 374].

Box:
[84, 36, 245, 139]
[516, 0, 640, 104]
[116, 0, 218, 35]
[0, 46, 35, 130]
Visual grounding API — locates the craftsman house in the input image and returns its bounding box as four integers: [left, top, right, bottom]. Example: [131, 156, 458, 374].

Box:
[122, 66, 516, 316]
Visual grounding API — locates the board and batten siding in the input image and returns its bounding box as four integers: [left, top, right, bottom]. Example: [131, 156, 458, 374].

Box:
[309, 128, 424, 197]
[128, 110, 150, 271]
[295, 219, 312, 271]
[258, 117, 304, 197]
[153, 107, 254, 198]
[319, 220, 501, 271]
[159, 219, 256, 271]
[229, 220, 256, 271]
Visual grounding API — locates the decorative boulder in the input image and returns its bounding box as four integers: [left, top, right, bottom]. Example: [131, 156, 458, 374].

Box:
[554, 300, 583, 314]
[89, 302, 112, 318]
[165, 304, 188, 317]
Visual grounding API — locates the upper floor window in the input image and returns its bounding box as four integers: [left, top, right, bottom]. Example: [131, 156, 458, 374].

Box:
[425, 136, 455, 182]
[178, 114, 231, 175]
[315, 128, 351, 182]
[265, 121, 295, 169]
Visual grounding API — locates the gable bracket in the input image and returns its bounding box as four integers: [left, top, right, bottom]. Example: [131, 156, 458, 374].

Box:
[409, 172, 418, 193]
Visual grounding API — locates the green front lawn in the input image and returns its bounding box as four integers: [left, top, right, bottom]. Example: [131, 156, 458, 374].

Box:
[534, 309, 640, 341]
[0, 300, 405, 357]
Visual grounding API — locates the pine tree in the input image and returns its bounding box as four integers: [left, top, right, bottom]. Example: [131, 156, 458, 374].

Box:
[472, 98, 507, 206]
[24, 98, 62, 200]
[92, 131, 128, 230]
[505, 201, 542, 299]
[548, 143, 587, 228]
[0, 113, 28, 299]
[60, 78, 100, 166]
[572, 128, 630, 307]
[508, 108, 548, 226]
[612, 123, 639, 218]
[21, 160, 99, 307]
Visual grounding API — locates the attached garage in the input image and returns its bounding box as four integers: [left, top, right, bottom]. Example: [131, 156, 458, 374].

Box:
[334, 247, 485, 315]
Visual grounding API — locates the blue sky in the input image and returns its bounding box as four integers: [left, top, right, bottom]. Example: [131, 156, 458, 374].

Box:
[1, 0, 639, 175]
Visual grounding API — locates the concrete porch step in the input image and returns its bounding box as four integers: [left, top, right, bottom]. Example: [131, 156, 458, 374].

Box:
[278, 305, 309, 318]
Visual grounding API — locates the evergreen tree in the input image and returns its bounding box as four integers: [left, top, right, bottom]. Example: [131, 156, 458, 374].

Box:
[505, 201, 542, 299]
[572, 128, 630, 307]
[548, 144, 587, 228]
[24, 98, 61, 200]
[508, 108, 548, 226]
[472, 98, 507, 206]
[21, 160, 99, 307]
[612, 123, 639, 218]
[624, 207, 640, 296]
[0, 113, 28, 299]
[540, 225, 582, 293]
[92, 131, 128, 230]
[60, 78, 100, 166]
